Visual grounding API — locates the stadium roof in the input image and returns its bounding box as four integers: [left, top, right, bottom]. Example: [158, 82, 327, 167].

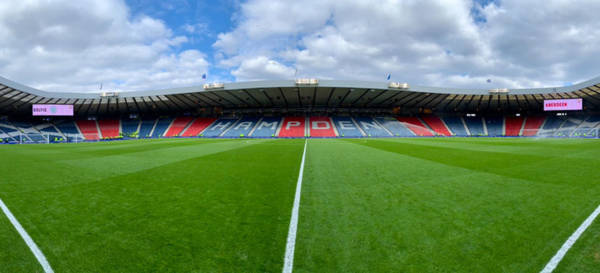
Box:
[1, 75, 600, 116]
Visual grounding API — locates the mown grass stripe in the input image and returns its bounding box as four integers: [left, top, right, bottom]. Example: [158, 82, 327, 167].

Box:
[0, 197, 53, 273]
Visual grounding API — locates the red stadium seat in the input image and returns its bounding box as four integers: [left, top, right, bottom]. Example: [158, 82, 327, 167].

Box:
[181, 118, 217, 136]
[278, 117, 305, 137]
[505, 117, 524, 136]
[522, 116, 545, 136]
[309, 117, 336, 137]
[76, 120, 100, 140]
[165, 117, 194, 137]
[421, 116, 451, 136]
[98, 120, 120, 138]
[397, 117, 434, 136]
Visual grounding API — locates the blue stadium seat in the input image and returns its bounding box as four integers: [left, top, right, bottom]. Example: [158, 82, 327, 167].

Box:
[354, 117, 390, 137]
[138, 120, 155, 138]
[464, 117, 485, 136]
[375, 117, 414, 136]
[485, 117, 503, 136]
[222, 117, 260, 137]
[203, 118, 238, 137]
[151, 118, 173, 138]
[332, 117, 363, 137]
[442, 117, 468, 136]
[122, 119, 140, 136]
[251, 117, 281, 137]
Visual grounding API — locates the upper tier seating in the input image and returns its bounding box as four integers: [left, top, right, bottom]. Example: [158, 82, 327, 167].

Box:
[504, 117, 524, 136]
[421, 116, 451, 136]
[485, 117, 503, 136]
[522, 116, 545, 136]
[121, 119, 140, 136]
[309, 117, 336, 137]
[203, 118, 238, 137]
[138, 119, 156, 138]
[164, 117, 193, 137]
[443, 117, 468, 136]
[251, 117, 281, 137]
[98, 120, 120, 138]
[332, 117, 364, 137]
[181, 118, 216, 137]
[355, 117, 390, 137]
[397, 117, 434, 136]
[464, 117, 485, 136]
[278, 117, 306, 137]
[151, 118, 173, 137]
[76, 120, 100, 140]
[223, 117, 260, 137]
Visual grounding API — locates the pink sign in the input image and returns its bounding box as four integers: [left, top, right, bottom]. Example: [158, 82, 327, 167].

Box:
[543, 99, 582, 111]
[32, 104, 74, 116]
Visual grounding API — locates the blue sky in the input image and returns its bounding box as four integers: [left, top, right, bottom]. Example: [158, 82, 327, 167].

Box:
[0, 0, 598, 92]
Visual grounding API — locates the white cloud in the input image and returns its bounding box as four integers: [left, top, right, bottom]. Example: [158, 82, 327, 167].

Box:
[231, 56, 295, 80]
[0, 0, 209, 92]
[214, 0, 600, 88]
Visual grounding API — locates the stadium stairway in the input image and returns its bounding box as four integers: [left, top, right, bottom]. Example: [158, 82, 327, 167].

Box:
[278, 117, 306, 137]
[522, 116, 545, 136]
[397, 117, 434, 136]
[151, 118, 173, 138]
[138, 119, 156, 138]
[181, 118, 216, 137]
[164, 117, 194, 137]
[442, 117, 468, 136]
[76, 120, 101, 140]
[309, 117, 336, 137]
[98, 119, 120, 138]
[421, 116, 451, 136]
[250, 117, 281, 137]
[203, 118, 238, 137]
[332, 117, 364, 137]
[504, 117, 524, 136]
[222, 117, 260, 137]
[355, 117, 391, 137]
[464, 117, 485, 136]
[485, 117, 504, 136]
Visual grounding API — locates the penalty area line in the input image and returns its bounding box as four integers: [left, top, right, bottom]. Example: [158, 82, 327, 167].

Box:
[540, 203, 600, 273]
[282, 139, 308, 273]
[0, 197, 54, 273]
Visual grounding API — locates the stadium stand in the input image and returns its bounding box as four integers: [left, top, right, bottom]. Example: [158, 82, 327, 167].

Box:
[251, 117, 281, 137]
[164, 117, 193, 137]
[181, 118, 216, 137]
[76, 120, 100, 140]
[138, 119, 156, 138]
[485, 117, 504, 136]
[279, 117, 306, 137]
[121, 119, 140, 136]
[465, 117, 485, 136]
[309, 117, 336, 137]
[55, 121, 83, 141]
[504, 117, 524, 136]
[421, 116, 451, 136]
[397, 117, 434, 136]
[222, 117, 260, 137]
[203, 118, 238, 137]
[355, 117, 390, 137]
[375, 117, 413, 137]
[151, 118, 173, 138]
[522, 116, 545, 136]
[332, 117, 364, 137]
[98, 120, 120, 138]
[442, 117, 469, 136]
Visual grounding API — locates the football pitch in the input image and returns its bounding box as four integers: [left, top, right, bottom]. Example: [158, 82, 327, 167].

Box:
[0, 138, 599, 272]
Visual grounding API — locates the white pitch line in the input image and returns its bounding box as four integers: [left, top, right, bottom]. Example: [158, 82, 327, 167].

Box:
[0, 197, 54, 273]
[540, 204, 600, 273]
[282, 139, 308, 273]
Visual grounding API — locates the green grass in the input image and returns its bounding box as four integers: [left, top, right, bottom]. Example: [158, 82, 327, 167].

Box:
[0, 138, 599, 272]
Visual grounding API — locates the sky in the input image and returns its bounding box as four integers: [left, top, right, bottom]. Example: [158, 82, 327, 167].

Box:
[0, 0, 599, 92]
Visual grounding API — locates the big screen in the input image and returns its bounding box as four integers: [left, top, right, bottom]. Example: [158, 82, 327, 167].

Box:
[543, 99, 582, 111]
[32, 104, 74, 116]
